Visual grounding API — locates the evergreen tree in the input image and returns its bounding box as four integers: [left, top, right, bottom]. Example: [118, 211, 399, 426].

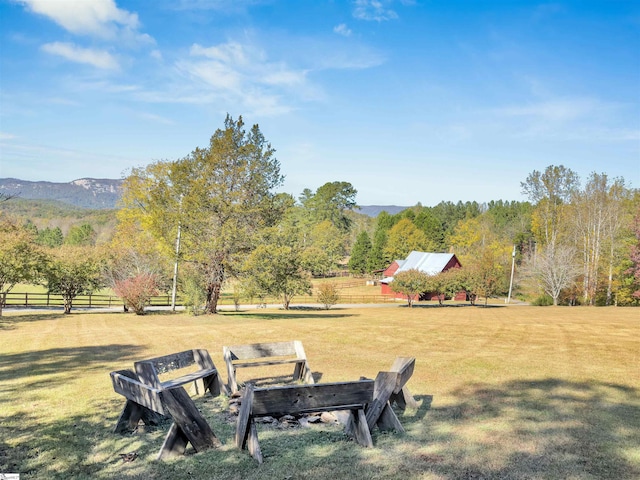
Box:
[38, 227, 64, 248]
[348, 231, 372, 275]
[368, 227, 388, 272]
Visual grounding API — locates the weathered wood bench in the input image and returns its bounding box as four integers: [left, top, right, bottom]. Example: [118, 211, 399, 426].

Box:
[223, 341, 314, 394]
[364, 356, 418, 434]
[134, 348, 227, 397]
[235, 380, 374, 463]
[110, 369, 221, 459]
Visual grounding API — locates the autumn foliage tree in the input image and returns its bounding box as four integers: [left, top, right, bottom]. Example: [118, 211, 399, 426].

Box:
[113, 273, 160, 315]
[626, 210, 640, 302]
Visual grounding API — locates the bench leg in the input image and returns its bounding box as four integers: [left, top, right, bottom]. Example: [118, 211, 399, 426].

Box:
[348, 408, 373, 448]
[228, 368, 239, 394]
[235, 384, 254, 449]
[158, 387, 221, 459]
[247, 420, 263, 464]
[202, 372, 229, 397]
[114, 399, 163, 433]
[158, 422, 189, 459]
[377, 403, 405, 433]
[390, 385, 418, 410]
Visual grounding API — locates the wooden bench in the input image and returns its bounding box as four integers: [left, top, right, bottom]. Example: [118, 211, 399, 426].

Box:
[110, 369, 221, 459]
[134, 348, 227, 397]
[235, 380, 374, 463]
[223, 341, 314, 394]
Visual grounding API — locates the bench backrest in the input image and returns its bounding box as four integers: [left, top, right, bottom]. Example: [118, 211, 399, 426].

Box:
[251, 380, 374, 417]
[135, 349, 215, 389]
[224, 341, 306, 362]
[110, 369, 167, 415]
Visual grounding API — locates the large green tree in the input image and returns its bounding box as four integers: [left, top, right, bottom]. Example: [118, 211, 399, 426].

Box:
[242, 226, 312, 310]
[521, 165, 579, 249]
[0, 217, 45, 316]
[300, 181, 357, 233]
[120, 115, 284, 313]
[44, 246, 105, 314]
[384, 218, 430, 263]
[301, 220, 346, 276]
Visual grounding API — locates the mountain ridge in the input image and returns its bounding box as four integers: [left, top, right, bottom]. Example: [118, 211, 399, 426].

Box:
[0, 177, 407, 216]
[0, 177, 123, 210]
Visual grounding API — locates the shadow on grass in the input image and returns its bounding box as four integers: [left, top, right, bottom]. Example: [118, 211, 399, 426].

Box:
[2, 378, 638, 479]
[0, 311, 68, 327]
[380, 378, 640, 480]
[407, 303, 506, 309]
[217, 311, 357, 321]
[0, 344, 145, 386]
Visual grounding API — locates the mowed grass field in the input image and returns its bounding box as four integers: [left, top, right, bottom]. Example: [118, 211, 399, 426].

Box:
[0, 306, 638, 479]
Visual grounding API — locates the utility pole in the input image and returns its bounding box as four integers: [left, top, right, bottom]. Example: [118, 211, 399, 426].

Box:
[171, 195, 183, 312]
[171, 222, 182, 311]
[507, 244, 516, 304]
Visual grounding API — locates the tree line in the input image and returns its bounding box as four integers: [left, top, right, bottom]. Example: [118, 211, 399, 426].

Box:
[1, 116, 639, 316]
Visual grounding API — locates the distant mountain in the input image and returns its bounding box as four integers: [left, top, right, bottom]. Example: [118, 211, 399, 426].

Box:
[0, 178, 122, 209]
[355, 205, 408, 217]
[0, 177, 407, 215]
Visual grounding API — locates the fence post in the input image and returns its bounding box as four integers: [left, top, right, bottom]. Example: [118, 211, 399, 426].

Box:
[25, 292, 28, 307]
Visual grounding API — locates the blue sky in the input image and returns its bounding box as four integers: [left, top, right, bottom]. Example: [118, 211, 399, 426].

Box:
[1, 0, 638, 206]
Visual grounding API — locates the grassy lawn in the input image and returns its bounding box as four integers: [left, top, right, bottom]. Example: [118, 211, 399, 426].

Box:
[0, 306, 638, 479]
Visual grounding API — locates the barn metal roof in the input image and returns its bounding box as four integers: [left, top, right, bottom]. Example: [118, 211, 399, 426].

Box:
[380, 251, 456, 283]
[399, 251, 456, 275]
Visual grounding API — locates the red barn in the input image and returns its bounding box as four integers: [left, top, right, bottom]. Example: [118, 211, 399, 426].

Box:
[380, 251, 465, 301]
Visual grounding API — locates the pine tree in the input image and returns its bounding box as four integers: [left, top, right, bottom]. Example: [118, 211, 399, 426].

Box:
[348, 231, 372, 275]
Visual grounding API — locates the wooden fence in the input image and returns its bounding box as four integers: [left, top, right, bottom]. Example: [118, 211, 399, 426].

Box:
[1, 292, 181, 309]
[2, 292, 397, 309]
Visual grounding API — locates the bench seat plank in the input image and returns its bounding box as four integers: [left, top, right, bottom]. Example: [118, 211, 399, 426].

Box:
[233, 359, 303, 368]
[252, 381, 373, 417]
[236, 380, 374, 463]
[223, 341, 314, 393]
[160, 368, 220, 390]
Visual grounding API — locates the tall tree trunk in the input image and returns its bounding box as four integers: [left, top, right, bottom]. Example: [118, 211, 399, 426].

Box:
[64, 296, 72, 314]
[205, 259, 225, 314]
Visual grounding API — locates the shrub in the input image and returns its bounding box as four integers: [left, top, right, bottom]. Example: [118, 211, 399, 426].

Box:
[113, 273, 160, 315]
[181, 274, 207, 316]
[531, 294, 554, 306]
[317, 282, 340, 310]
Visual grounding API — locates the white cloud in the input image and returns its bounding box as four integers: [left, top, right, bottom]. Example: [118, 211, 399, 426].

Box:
[353, 0, 399, 22]
[17, 0, 153, 44]
[495, 97, 611, 123]
[137, 112, 174, 125]
[0, 132, 17, 140]
[41, 42, 120, 70]
[334, 24, 352, 36]
[190, 42, 251, 65]
[170, 0, 268, 12]
[176, 40, 309, 114]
